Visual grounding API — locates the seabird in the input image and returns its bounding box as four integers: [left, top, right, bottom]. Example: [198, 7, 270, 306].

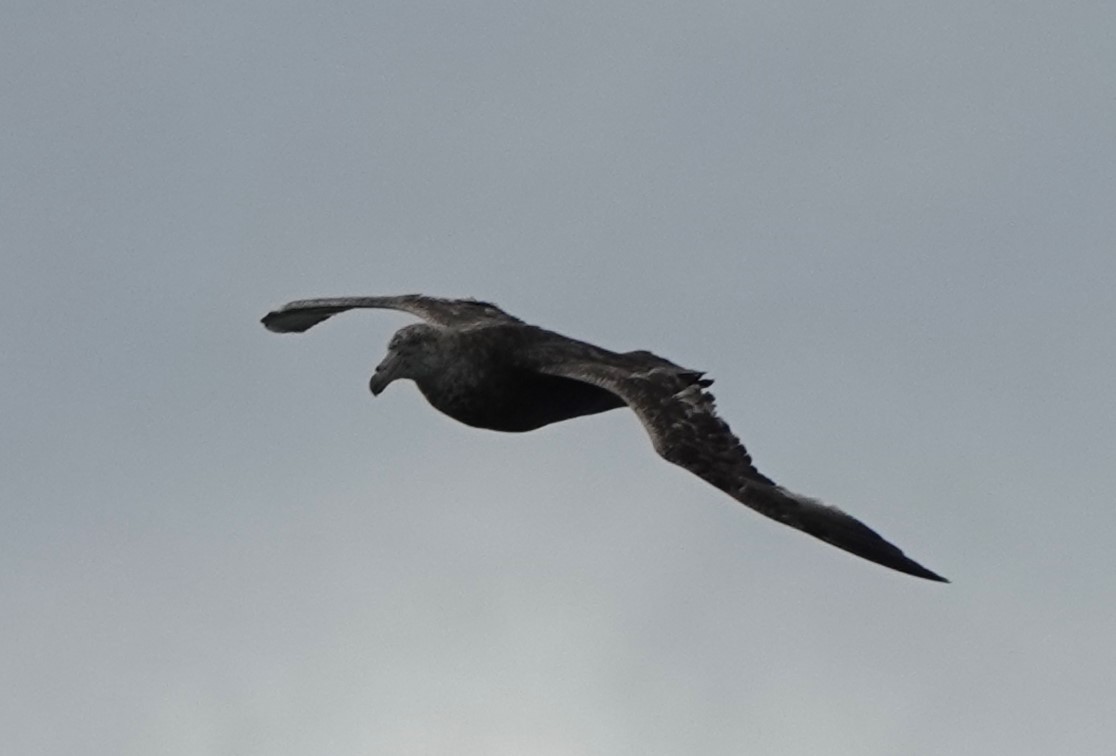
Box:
[263, 294, 947, 582]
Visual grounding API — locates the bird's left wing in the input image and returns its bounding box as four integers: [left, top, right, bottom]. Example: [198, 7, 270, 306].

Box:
[262, 294, 523, 333]
[531, 356, 948, 582]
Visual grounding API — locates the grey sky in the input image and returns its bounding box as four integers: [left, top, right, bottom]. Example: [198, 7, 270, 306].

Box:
[3, 2, 1114, 754]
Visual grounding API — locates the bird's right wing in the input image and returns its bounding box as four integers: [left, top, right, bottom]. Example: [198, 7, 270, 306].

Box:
[531, 356, 948, 582]
[262, 295, 523, 333]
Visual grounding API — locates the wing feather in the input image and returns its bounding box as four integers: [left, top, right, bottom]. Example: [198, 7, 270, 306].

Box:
[262, 295, 522, 332]
[534, 358, 947, 582]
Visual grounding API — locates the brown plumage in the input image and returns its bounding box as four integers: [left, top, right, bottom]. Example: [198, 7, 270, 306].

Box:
[263, 294, 947, 582]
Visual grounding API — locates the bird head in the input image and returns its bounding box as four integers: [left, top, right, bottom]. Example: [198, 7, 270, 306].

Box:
[369, 323, 441, 395]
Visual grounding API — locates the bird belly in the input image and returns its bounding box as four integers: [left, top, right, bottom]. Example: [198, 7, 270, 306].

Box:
[418, 372, 625, 432]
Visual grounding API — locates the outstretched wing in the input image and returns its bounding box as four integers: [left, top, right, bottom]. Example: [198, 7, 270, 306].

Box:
[532, 356, 947, 582]
[262, 294, 523, 333]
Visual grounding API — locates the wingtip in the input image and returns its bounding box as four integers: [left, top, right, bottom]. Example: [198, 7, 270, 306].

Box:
[261, 306, 310, 333]
[898, 560, 950, 583]
[260, 310, 285, 332]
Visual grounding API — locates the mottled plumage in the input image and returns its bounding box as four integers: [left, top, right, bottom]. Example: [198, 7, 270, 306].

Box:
[263, 294, 947, 582]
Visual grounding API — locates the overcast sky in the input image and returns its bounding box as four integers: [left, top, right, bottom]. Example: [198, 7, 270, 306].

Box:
[3, 2, 1115, 754]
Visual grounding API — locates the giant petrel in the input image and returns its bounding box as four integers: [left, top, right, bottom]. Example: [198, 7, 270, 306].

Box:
[263, 294, 947, 582]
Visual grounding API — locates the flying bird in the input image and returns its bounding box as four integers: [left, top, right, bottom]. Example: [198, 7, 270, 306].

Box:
[263, 294, 947, 582]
